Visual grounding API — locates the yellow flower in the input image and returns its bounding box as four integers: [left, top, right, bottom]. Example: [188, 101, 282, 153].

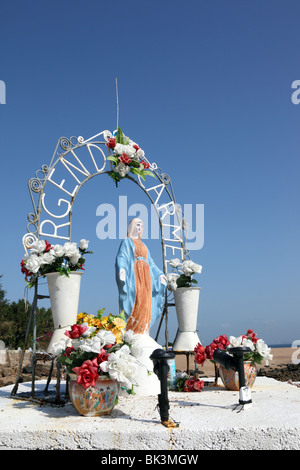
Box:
[111, 327, 123, 343]
[77, 312, 87, 323]
[112, 317, 126, 330]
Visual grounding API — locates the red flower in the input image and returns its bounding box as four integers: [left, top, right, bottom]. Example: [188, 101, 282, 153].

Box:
[72, 360, 99, 390]
[119, 153, 131, 164]
[204, 334, 230, 360]
[106, 138, 116, 149]
[141, 160, 150, 169]
[44, 240, 52, 252]
[92, 349, 110, 367]
[62, 346, 75, 357]
[245, 329, 259, 343]
[133, 144, 140, 151]
[194, 343, 207, 365]
[65, 324, 88, 339]
[20, 260, 32, 277]
[183, 378, 204, 392]
[205, 343, 218, 360]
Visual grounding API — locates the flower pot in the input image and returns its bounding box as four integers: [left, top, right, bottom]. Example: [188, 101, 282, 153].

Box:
[173, 287, 201, 352]
[68, 374, 119, 416]
[46, 271, 83, 353]
[218, 361, 258, 391]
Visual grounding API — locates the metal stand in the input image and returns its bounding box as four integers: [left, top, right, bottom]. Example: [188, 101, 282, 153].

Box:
[10, 279, 66, 405]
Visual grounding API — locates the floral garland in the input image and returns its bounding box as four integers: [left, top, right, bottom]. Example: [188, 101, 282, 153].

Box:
[106, 127, 155, 186]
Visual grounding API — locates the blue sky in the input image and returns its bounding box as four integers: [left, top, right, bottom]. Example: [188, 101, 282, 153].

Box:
[0, 0, 299, 347]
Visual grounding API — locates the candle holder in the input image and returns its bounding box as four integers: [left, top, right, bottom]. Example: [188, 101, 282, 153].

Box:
[150, 348, 179, 428]
[213, 347, 252, 410]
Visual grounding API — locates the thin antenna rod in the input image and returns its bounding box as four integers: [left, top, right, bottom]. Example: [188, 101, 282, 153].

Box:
[115, 77, 119, 129]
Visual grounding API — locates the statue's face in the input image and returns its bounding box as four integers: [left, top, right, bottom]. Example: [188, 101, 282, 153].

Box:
[132, 220, 143, 237]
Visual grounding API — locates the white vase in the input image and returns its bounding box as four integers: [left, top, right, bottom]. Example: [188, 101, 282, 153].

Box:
[46, 271, 83, 353]
[173, 287, 201, 352]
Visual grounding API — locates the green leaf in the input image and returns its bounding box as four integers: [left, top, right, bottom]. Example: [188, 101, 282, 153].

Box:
[116, 127, 125, 144]
[142, 170, 156, 178]
[107, 155, 119, 164]
[96, 307, 106, 319]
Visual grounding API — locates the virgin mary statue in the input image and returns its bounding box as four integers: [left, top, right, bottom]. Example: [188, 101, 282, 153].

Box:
[115, 218, 166, 333]
[115, 218, 167, 395]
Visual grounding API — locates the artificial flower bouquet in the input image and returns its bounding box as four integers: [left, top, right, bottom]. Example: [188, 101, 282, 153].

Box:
[20, 238, 92, 287]
[194, 329, 273, 367]
[54, 311, 142, 394]
[106, 127, 155, 185]
[175, 372, 204, 392]
[166, 258, 202, 291]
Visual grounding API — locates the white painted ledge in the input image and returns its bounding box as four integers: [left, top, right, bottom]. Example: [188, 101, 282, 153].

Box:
[0, 377, 299, 450]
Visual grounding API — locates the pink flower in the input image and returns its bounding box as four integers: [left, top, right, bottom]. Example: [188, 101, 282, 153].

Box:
[106, 138, 116, 149]
[65, 324, 88, 339]
[72, 360, 99, 389]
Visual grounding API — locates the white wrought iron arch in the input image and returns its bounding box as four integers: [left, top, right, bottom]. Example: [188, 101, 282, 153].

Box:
[24, 130, 189, 269]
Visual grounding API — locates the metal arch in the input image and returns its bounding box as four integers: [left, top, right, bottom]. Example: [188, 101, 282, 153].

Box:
[23, 129, 189, 345]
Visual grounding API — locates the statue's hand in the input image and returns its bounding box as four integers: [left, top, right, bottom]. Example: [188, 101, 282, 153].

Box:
[160, 274, 167, 285]
[120, 268, 126, 281]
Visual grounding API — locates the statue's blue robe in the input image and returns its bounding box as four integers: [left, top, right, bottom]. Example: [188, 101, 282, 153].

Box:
[115, 238, 166, 328]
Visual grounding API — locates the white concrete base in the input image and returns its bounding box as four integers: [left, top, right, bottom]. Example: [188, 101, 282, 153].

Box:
[0, 377, 299, 450]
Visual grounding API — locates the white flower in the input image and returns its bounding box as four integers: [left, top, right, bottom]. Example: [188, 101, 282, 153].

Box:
[182, 260, 202, 275]
[114, 162, 130, 177]
[136, 148, 145, 158]
[166, 272, 179, 291]
[228, 336, 243, 348]
[63, 242, 80, 264]
[122, 330, 143, 358]
[52, 244, 65, 257]
[49, 338, 68, 356]
[100, 344, 138, 389]
[114, 143, 136, 157]
[242, 337, 255, 351]
[30, 240, 46, 254]
[63, 241, 78, 255]
[39, 251, 55, 265]
[256, 339, 273, 365]
[81, 322, 96, 337]
[25, 254, 41, 273]
[79, 239, 89, 250]
[69, 253, 81, 266]
[79, 330, 116, 354]
[169, 258, 181, 268]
